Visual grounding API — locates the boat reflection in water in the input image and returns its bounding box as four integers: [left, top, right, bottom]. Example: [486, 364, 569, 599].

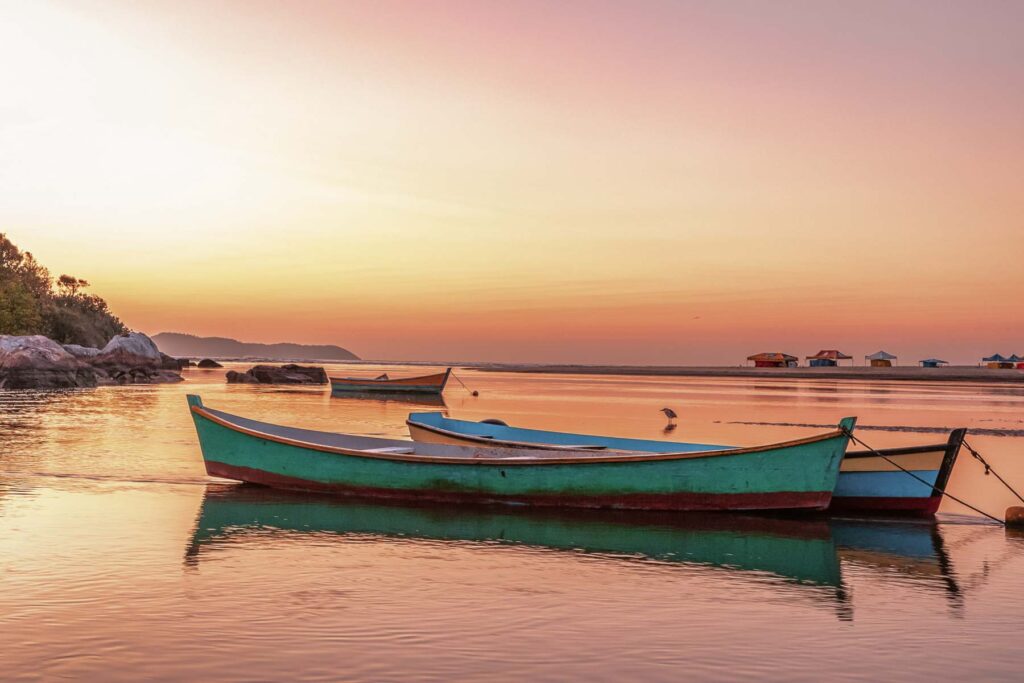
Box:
[186, 485, 965, 620]
[832, 520, 961, 607]
[330, 392, 448, 407]
[187, 483, 842, 589]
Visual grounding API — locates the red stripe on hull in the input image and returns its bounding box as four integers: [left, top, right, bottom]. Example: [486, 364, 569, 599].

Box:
[205, 461, 833, 512]
[828, 495, 941, 518]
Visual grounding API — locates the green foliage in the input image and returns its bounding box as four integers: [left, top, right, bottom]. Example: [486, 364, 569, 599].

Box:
[0, 277, 43, 334]
[0, 232, 128, 346]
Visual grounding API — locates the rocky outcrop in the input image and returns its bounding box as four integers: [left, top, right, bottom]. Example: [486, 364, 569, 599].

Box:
[197, 359, 223, 368]
[63, 344, 101, 359]
[0, 335, 98, 389]
[0, 332, 183, 390]
[96, 332, 162, 366]
[226, 364, 328, 385]
[90, 332, 182, 385]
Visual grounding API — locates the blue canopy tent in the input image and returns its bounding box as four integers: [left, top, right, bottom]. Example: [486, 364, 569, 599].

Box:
[982, 354, 1013, 368]
[919, 358, 948, 368]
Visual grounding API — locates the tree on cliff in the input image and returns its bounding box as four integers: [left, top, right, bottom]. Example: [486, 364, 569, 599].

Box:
[0, 233, 128, 347]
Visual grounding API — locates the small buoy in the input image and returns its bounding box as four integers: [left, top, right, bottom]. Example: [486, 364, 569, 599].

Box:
[472, 390, 479, 397]
[1006, 506, 1024, 527]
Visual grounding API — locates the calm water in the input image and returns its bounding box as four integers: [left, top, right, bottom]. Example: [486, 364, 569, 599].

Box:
[2, 364, 1024, 681]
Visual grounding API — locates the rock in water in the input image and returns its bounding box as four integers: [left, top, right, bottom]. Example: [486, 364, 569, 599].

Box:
[0, 335, 98, 389]
[198, 359, 223, 368]
[225, 370, 260, 384]
[1006, 507, 1024, 527]
[251, 364, 328, 384]
[227, 364, 328, 385]
[159, 353, 188, 370]
[93, 332, 183, 385]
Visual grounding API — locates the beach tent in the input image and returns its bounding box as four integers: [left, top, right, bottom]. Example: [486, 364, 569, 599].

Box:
[806, 350, 852, 367]
[1008, 354, 1024, 369]
[919, 358, 948, 368]
[865, 350, 897, 367]
[747, 352, 798, 368]
[982, 353, 1013, 369]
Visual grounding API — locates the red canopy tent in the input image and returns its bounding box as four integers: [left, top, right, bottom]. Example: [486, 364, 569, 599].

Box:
[747, 352, 798, 368]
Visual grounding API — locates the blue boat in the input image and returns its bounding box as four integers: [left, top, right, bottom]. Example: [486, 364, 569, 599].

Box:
[406, 413, 966, 518]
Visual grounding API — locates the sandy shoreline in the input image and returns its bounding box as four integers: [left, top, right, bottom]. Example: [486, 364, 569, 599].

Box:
[469, 364, 1024, 383]
[201, 358, 1024, 384]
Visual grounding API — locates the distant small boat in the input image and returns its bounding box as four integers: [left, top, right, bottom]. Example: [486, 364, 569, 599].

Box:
[329, 368, 451, 395]
[406, 413, 965, 518]
[187, 395, 854, 512]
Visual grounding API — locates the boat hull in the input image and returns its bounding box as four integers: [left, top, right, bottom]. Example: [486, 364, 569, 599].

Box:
[406, 415, 965, 517]
[203, 460, 833, 511]
[831, 431, 965, 517]
[330, 369, 451, 395]
[189, 397, 851, 512]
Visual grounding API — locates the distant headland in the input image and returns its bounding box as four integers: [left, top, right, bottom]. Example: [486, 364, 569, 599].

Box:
[152, 332, 359, 362]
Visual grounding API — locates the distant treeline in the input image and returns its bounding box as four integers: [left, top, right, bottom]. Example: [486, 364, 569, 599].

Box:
[0, 233, 128, 348]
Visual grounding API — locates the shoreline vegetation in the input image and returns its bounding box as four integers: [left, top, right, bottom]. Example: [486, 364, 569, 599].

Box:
[1, 233, 128, 348]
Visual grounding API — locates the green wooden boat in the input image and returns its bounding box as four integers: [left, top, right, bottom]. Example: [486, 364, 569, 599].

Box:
[186, 395, 855, 512]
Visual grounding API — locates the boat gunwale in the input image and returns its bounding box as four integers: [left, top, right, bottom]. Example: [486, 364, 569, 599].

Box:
[192, 404, 851, 466]
[408, 414, 964, 464]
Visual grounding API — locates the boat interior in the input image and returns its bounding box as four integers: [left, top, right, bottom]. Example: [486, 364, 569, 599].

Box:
[200, 406, 651, 461]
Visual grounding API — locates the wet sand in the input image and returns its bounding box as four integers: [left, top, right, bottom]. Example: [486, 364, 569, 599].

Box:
[473, 364, 1024, 383]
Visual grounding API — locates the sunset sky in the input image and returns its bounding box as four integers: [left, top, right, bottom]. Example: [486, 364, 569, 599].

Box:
[1, 0, 1021, 363]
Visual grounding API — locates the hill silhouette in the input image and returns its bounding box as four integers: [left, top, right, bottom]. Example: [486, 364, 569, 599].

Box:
[153, 332, 358, 361]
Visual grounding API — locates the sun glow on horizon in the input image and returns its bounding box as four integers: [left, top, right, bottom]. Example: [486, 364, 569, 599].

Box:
[2, 0, 1022, 364]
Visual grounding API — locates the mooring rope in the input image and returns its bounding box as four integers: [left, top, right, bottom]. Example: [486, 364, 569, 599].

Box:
[841, 427, 1005, 525]
[450, 372, 477, 396]
[963, 439, 1024, 505]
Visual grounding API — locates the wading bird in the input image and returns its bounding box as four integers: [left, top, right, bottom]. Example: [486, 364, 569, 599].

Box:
[660, 407, 678, 432]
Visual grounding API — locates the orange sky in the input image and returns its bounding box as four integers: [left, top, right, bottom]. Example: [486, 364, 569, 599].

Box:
[2, 1, 1022, 363]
